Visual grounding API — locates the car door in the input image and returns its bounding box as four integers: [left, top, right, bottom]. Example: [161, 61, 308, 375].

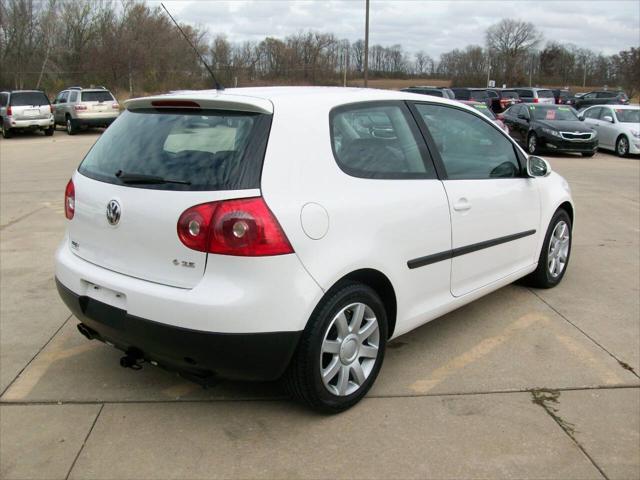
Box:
[580, 93, 598, 109]
[597, 107, 618, 148]
[54, 91, 68, 123]
[582, 107, 603, 145]
[412, 102, 540, 297]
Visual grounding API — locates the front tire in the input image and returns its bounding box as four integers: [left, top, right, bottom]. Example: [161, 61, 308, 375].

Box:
[528, 133, 538, 154]
[44, 127, 54, 136]
[523, 209, 572, 288]
[284, 282, 388, 413]
[581, 151, 595, 157]
[616, 135, 629, 157]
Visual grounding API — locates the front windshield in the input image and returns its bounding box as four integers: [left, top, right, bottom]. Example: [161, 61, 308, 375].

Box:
[614, 108, 640, 123]
[471, 103, 496, 120]
[529, 105, 578, 121]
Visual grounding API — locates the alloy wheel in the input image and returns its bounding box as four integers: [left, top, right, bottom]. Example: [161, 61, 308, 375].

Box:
[617, 137, 628, 156]
[320, 302, 380, 396]
[548, 220, 570, 277]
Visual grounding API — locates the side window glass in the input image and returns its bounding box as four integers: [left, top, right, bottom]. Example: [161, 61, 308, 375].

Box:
[69, 91, 78, 102]
[0, 93, 7, 107]
[416, 104, 521, 180]
[585, 107, 601, 119]
[599, 108, 612, 120]
[58, 92, 68, 104]
[331, 103, 434, 179]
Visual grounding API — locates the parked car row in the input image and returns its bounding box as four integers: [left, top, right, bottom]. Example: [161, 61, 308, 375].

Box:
[0, 86, 120, 138]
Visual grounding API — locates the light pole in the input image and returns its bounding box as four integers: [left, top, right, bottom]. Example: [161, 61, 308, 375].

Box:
[364, 0, 369, 87]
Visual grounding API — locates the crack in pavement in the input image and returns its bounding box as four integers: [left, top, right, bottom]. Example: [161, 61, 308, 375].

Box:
[531, 388, 610, 480]
[65, 403, 104, 480]
[0, 205, 48, 231]
[527, 288, 640, 379]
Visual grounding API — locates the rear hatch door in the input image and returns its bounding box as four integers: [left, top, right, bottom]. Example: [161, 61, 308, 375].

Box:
[10, 91, 50, 120]
[69, 97, 273, 289]
[80, 90, 117, 113]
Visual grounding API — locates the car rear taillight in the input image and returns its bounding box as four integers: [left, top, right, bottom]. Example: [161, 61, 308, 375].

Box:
[112, 103, 120, 109]
[533, 98, 539, 103]
[177, 197, 293, 256]
[74, 105, 87, 111]
[64, 179, 75, 220]
[6, 106, 12, 116]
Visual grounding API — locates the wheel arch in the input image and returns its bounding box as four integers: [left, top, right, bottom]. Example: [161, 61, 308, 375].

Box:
[321, 268, 398, 339]
[557, 201, 574, 225]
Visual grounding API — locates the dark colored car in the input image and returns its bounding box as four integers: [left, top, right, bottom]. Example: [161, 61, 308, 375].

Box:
[503, 103, 598, 157]
[401, 86, 455, 99]
[552, 89, 574, 105]
[487, 88, 520, 113]
[573, 90, 629, 110]
[451, 88, 491, 106]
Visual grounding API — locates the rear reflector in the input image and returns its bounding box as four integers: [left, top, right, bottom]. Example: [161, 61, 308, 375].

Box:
[64, 179, 75, 220]
[151, 100, 201, 109]
[178, 197, 293, 256]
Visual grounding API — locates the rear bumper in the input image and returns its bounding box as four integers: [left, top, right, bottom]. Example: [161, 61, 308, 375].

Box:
[73, 114, 118, 126]
[5, 116, 53, 129]
[56, 278, 301, 381]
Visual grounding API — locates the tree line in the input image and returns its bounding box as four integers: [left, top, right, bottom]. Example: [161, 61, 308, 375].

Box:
[1, 0, 638, 98]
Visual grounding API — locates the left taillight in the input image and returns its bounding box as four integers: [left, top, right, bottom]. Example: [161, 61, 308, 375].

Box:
[177, 197, 294, 256]
[64, 179, 75, 219]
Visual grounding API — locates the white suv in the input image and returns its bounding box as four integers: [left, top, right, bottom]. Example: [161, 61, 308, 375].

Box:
[55, 87, 574, 412]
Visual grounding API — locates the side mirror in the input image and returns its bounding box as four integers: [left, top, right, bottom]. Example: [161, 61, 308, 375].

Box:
[602, 115, 614, 123]
[527, 156, 551, 178]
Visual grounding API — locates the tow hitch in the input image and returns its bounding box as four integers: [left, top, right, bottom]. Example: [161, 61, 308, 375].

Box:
[120, 348, 144, 370]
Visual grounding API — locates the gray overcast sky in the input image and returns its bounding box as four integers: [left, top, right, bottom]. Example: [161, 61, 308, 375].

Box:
[157, 0, 640, 57]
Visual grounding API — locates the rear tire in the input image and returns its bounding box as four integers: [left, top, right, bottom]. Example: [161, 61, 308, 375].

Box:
[581, 152, 595, 157]
[523, 209, 572, 288]
[284, 281, 387, 413]
[44, 127, 54, 136]
[616, 135, 629, 157]
[1, 121, 11, 139]
[66, 117, 77, 135]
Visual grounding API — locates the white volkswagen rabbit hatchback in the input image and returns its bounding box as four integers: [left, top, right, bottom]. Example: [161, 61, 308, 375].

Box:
[55, 87, 574, 412]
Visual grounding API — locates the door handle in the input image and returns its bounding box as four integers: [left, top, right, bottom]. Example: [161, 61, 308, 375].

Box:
[453, 198, 472, 212]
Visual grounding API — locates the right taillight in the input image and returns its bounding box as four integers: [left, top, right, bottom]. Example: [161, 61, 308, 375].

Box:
[6, 106, 12, 116]
[177, 197, 293, 256]
[64, 179, 75, 219]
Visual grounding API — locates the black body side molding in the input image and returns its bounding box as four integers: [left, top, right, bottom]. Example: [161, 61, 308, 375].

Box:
[408, 229, 536, 269]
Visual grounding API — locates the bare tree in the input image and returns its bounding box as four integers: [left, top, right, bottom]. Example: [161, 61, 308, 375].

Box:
[486, 19, 542, 85]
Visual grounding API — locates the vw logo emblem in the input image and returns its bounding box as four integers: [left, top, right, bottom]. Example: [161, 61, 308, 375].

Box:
[106, 200, 121, 226]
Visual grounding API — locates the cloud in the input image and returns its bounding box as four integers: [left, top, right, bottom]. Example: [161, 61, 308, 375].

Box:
[156, 0, 640, 57]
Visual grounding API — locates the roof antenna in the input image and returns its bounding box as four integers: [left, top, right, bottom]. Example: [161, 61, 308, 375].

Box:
[161, 3, 224, 91]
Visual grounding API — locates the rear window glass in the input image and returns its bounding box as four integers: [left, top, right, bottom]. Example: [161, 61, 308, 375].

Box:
[10, 92, 49, 106]
[501, 90, 519, 99]
[538, 90, 554, 98]
[516, 89, 532, 97]
[81, 91, 114, 102]
[78, 109, 272, 191]
[469, 90, 488, 100]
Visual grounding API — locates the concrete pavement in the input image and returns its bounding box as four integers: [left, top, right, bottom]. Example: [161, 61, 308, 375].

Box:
[1, 130, 638, 479]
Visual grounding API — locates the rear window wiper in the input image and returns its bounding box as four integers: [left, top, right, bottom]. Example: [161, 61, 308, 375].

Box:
[115, 170, 191, 185]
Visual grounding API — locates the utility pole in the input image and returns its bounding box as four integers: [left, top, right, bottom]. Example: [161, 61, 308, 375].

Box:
[343, 42, 349, 87]
[364, 0, 369, 87]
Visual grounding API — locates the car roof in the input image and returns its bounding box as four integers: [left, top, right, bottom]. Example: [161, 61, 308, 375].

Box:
[124, 86, 471, 115]
[586, 104, 638, 110]
[3, 90, 45, 94]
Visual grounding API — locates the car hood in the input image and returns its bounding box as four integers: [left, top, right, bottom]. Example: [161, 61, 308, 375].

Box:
[535, 120, 594, 132]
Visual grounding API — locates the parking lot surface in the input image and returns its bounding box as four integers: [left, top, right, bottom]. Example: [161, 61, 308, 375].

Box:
[1, 131, 639, 479]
